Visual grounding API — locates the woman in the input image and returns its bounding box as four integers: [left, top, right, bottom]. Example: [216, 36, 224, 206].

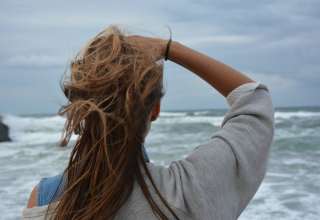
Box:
[22, 25, 274, 220]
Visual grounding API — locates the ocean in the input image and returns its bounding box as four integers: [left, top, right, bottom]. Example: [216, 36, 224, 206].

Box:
[0, 106, 319, 220]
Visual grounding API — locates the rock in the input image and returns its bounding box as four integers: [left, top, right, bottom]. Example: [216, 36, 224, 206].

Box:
[0, 116, 11, 142]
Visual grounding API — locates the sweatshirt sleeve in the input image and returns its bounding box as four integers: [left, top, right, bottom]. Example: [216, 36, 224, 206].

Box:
[166, 82, 275, 219]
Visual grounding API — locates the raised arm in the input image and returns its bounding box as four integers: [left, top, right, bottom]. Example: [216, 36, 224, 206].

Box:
[127, 36, 254, 96]
[167, 41, 254, 96]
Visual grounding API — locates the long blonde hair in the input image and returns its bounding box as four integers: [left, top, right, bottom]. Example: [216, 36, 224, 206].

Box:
[52, 25, 180, 220]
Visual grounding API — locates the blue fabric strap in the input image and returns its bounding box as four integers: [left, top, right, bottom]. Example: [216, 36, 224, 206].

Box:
[37, 144, 150, 206]
[37, 173, 65, 206]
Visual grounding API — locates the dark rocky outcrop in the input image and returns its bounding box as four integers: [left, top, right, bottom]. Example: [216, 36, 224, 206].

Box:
[0, 115, 11, 142]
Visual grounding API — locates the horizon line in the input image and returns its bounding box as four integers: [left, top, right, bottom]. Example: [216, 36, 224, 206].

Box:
[1, 105, 320, 117]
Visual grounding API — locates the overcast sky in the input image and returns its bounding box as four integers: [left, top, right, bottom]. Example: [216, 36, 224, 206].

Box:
[0, 0, 319, 115]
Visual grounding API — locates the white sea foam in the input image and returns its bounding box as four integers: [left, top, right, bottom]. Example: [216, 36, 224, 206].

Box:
[1, 114, 77, 144]
[275, 111, 320, 119]
[159, 112, 187, 117]
[2, 114, 65, 132]
[193, 110, 211, 116]
[156, 115, 223, 127]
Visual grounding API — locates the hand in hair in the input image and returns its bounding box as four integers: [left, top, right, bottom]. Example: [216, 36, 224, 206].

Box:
[126, 35, 168, 61]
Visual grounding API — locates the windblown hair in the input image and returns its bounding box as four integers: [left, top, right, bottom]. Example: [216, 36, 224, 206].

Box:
[51, 26, 180, 220]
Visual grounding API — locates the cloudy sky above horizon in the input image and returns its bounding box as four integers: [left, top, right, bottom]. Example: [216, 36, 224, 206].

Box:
[1, 0, 319, 115]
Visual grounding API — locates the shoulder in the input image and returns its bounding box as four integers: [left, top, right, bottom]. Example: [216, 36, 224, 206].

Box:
[26, 173, 65, 208]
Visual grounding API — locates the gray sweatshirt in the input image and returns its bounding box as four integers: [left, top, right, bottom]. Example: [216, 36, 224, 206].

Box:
[22, 82, 275, 220]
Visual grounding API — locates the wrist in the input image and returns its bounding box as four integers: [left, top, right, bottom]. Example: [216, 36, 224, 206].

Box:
[165, 41, 181, 61]
[164, 38, 172, 61]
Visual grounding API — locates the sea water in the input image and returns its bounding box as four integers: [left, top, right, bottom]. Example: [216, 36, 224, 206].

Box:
[0, 107, 319, 220]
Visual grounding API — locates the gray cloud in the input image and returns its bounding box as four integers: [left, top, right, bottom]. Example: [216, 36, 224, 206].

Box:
[0, 0, 319, 114]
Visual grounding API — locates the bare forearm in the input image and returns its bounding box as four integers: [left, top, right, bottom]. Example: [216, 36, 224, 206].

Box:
[168, 41, 254, 97]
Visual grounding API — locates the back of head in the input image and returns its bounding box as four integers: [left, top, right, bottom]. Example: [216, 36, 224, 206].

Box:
[53, 25, 179, 220]
[61, 25, 164, 145]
